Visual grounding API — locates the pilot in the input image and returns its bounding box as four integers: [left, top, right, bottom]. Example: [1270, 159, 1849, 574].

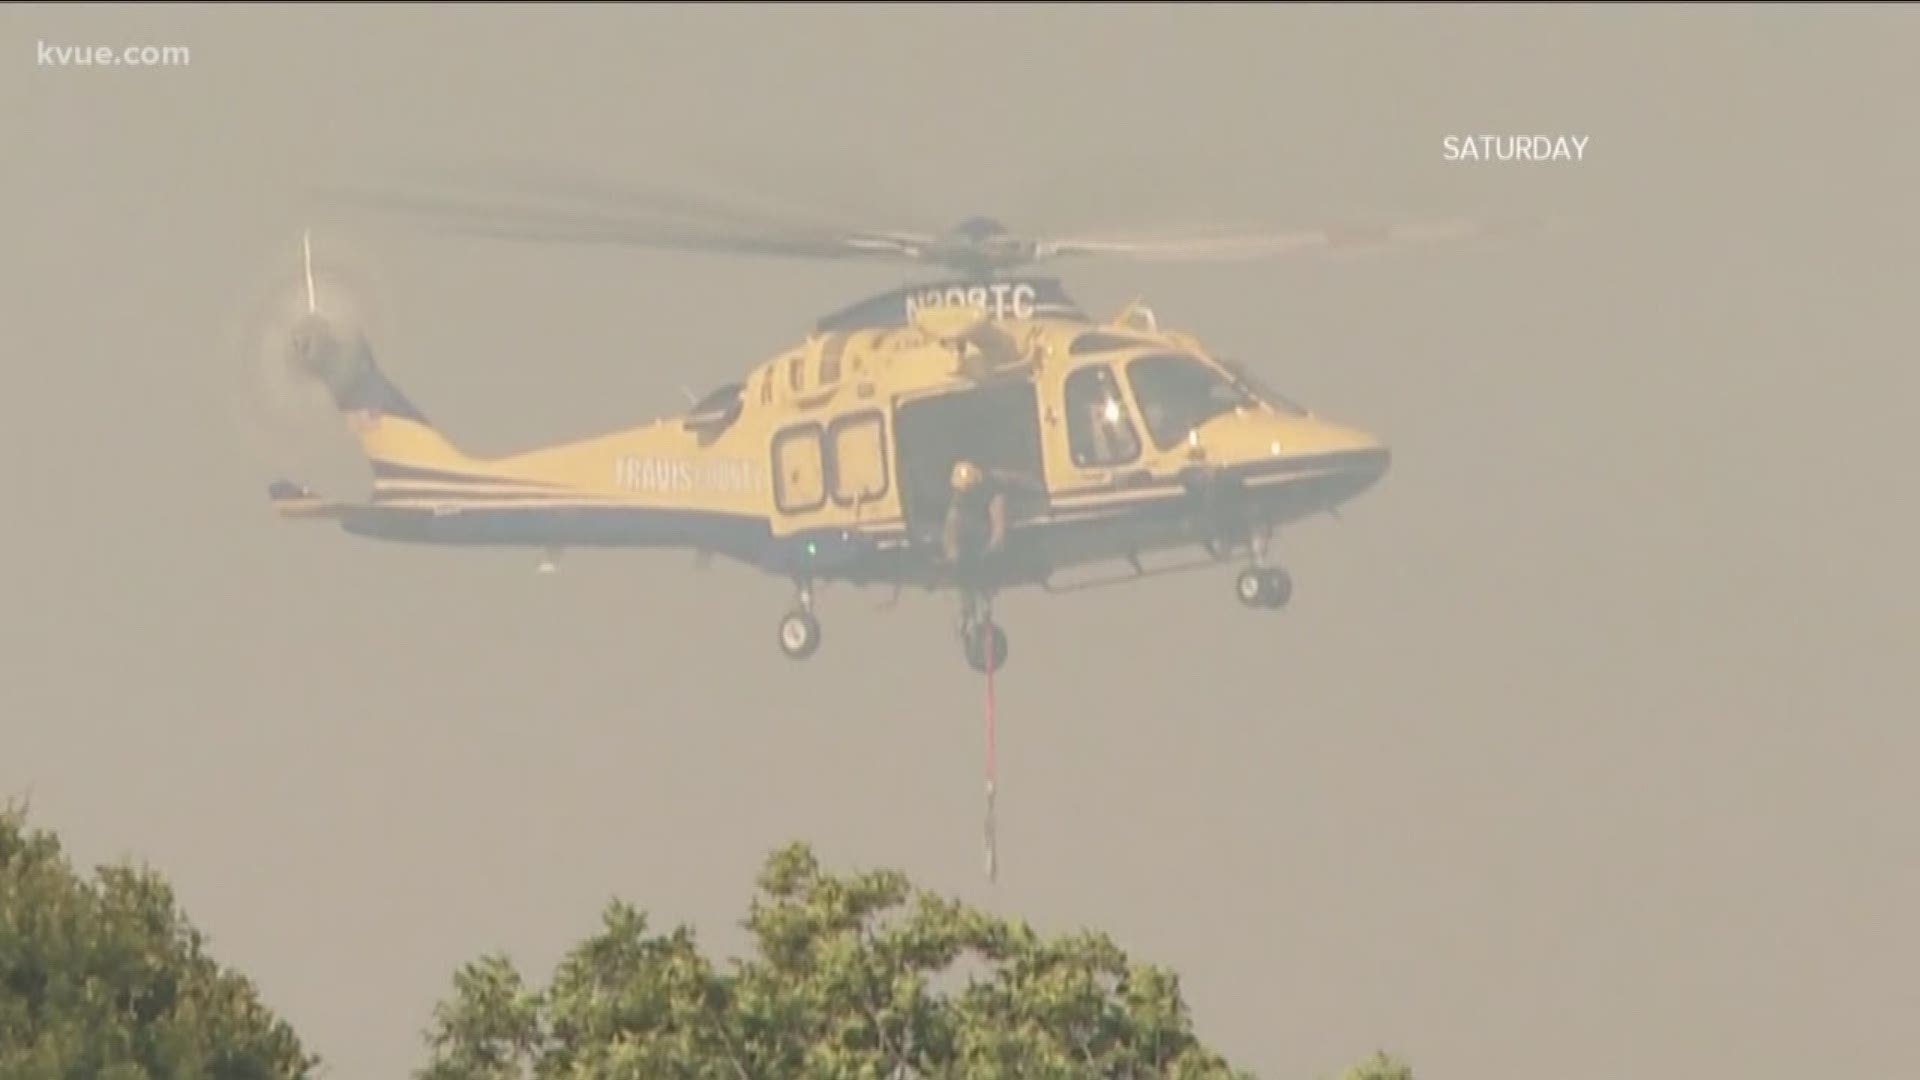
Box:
[942, 459, 1025, 567]
[1083, 396, 1135, 465]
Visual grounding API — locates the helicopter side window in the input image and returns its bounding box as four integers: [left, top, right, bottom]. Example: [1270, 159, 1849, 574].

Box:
[1125, 353, 1256, 450]
[1063, 364, 1141, 469]
[818, 332, 849, 385]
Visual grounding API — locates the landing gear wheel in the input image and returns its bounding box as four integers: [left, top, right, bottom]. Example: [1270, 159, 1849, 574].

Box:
[1235, 568, 1266, 607]
[1260, 568, 1293, 608]
[963, 620, 1009, 674]
[1236, 567, 1293, 609]
[778, 610, 822, 660]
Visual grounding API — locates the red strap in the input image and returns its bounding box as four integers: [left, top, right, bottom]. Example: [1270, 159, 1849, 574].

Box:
[983, 631, 998, 883]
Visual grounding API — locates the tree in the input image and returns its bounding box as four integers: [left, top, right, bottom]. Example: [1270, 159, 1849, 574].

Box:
[0, 803, 319, 1079]
[417, 842, 1413, 1079]
[1341, 1051, 1414, 1080]
[1, 807, 1414, 1079]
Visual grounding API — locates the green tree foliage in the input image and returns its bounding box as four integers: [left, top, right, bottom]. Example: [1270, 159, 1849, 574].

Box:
[418, 842, 1412, 1080]
[2, 808, 1413, 1079]
[1340, 1051, 1414, 1080]
[0, 804, 318, 1079]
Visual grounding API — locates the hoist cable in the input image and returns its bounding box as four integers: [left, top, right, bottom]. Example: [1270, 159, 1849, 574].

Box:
[983, 624, 999, 884]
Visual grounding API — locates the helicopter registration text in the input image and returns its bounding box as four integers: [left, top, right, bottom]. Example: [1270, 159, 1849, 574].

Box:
[614, 455, 767, 495]
[904, 282, 1037, 322]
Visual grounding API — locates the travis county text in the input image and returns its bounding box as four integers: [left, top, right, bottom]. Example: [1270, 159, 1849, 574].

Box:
[615, 456, 767, 495]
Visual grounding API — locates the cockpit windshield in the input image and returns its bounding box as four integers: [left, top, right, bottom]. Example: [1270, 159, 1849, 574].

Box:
[1123, 353, 1258, 450]
[1217, 357, 1310, 418]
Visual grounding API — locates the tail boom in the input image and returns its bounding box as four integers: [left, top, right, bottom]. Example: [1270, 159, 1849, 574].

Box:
[267, 479, 350, 521]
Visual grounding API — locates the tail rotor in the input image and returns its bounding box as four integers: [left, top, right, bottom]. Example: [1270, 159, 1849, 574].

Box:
[217, 229, 389, 494]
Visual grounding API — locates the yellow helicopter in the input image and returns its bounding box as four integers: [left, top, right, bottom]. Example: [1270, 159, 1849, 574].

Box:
[268, 183, 1505, 672]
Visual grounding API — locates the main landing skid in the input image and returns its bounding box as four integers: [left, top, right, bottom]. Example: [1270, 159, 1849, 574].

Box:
[768, 536, 1294, 673]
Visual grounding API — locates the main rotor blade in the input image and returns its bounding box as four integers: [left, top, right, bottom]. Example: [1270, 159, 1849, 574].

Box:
[1037, 214, 1548, 264]
[314, 164, 1550, 277]
[470, 164, 876, 239]
[317, 182, 939, 265]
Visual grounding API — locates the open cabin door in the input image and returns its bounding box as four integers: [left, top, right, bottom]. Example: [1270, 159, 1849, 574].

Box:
[893, 379, 1048, 547]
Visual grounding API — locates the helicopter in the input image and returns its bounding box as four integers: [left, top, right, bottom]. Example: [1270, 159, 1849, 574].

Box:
[263, 179, 1517, 672]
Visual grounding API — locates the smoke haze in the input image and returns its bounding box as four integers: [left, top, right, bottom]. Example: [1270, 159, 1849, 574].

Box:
[5, 5, 1917, 1078]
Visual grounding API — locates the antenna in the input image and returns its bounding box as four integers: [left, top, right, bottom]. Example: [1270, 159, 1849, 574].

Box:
[302, 227, 317, 315]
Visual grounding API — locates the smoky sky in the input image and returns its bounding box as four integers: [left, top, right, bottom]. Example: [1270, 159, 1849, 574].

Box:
[5, 5, 1918, 1079]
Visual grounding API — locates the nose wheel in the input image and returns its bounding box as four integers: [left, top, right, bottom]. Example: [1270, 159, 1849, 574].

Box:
[1236, 566, 1292, 609]
[1231, 526, 1292, 610]
[778, 581, 822, 661]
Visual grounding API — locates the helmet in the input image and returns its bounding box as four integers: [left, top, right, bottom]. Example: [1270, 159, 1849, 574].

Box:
[950, 460, 982, 492]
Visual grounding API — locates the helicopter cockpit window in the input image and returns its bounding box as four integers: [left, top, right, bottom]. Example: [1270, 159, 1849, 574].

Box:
[1218, 357, 1309, 418]
[1125, 353, 1256, 450]
[1064, 364, 1141, 469]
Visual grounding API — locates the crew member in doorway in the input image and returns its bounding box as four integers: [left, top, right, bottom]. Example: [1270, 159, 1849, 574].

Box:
[943, 459, 1034, 567]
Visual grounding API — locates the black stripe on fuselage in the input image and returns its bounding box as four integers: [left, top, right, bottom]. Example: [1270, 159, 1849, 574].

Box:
[1046, 446, 1388, 503]
[342, 503, 772, 554]
[370, 488, 597, 504]
[1059, 443, 1390, 499]
[338, 447, 1385, 583]
[369, 461, 570, 488]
